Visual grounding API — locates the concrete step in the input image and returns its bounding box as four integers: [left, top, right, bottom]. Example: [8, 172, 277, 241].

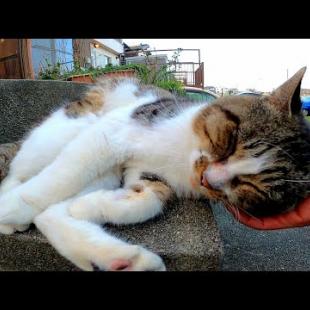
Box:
[0, 198, 222, 271]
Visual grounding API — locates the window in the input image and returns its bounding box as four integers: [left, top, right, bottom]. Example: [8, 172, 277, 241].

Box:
[186, 91, 216, 103]
[31, 39, 74, 77]
[91, 47, 113, 68]
[105, 56, 111, 65]
[31, 39, 73, 76]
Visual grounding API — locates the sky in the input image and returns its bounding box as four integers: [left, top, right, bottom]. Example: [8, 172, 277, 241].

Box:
[124, 39, 310, 92]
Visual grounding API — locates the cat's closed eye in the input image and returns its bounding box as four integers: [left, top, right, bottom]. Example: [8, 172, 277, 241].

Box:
[195, 106, 239, 162]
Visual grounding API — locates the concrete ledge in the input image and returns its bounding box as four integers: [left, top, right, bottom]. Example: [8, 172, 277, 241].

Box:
[0, 79, 89, 144]
[0, 198, 222, 271]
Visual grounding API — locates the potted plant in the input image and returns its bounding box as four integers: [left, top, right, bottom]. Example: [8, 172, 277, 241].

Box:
[65, 74, 95, 83]
[103, 69, 136, 78]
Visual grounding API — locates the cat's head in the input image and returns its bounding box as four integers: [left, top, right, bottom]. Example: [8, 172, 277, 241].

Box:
[191, 67, 310, 217]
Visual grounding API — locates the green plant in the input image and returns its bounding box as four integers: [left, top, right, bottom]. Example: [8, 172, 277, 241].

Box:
[38, 62, 185, 95]
[38, 59, 63, 80]
[155, 79, 185, 96]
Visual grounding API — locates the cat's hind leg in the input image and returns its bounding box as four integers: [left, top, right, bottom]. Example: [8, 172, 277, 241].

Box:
[0, 109, 95, 194]
[34, 200, 166, 271]
[0, 115, 123, 230]
[68, 179, 172, 225]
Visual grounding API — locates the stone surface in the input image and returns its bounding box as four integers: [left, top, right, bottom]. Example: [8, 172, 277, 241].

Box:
[0, 79, 89, 144]
[0, 199, 222, 271]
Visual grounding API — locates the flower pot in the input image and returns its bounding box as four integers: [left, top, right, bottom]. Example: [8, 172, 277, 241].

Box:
[103, 69, 136, 78]
[66, 70, 136, 84]
[66, 74, 95, 84]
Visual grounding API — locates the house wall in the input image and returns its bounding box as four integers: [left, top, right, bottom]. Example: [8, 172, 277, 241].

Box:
[91, 46, 119, 67]
[73, 39, 123, 68]
[90, 39, 123, 68]
[94, 39, 123, 54]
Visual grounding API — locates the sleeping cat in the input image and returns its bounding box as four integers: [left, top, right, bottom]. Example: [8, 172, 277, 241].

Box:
[0, 67, 309, 271]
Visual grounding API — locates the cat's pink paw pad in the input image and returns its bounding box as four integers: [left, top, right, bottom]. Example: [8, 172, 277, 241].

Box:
[110, 259, 132, 271]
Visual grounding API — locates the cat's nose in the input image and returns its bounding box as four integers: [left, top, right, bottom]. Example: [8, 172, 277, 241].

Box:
[201, 163, 231, 190]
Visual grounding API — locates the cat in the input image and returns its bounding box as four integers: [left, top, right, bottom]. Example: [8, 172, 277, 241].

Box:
[0, 68, 309, 271]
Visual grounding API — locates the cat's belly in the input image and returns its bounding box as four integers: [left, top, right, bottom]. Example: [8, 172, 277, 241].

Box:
[124, 158, 200, 198]
[78, 168, 122, 196]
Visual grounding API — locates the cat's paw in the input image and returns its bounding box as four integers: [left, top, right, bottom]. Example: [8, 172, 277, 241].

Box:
[0, 224, 16, 234]
[0, 177, 22, 194]
[103, 246, 166, 271]
[71, 245, 166, 272]
[121, 246, 166, 271]
[68, 198, 101, 222]
[0, 224, 30, 235]
[0, 190, 37, 225]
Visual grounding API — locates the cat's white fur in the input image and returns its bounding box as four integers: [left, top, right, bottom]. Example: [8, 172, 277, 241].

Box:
[0, 79, 266, 271]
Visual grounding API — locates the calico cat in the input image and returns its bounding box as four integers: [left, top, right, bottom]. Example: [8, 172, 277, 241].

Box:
[0, 68, 309, 271]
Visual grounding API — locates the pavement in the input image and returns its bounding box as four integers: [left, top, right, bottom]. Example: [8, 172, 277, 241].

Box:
[211, 203, 310, 271]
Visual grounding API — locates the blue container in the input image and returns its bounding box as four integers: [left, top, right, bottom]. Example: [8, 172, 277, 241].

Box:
[301, 96, 310, 115]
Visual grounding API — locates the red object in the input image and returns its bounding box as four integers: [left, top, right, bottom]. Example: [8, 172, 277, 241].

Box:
[226, 196, 310, 230]
[66, 74, 95, 83]
[103, 70, 136, 78]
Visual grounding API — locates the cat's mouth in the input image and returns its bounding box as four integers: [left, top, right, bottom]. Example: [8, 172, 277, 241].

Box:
[201, 172, 210, 188]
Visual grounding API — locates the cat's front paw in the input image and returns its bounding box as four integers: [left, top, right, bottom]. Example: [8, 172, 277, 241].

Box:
[68, 197, 102, 222]
[0, 177, 22, 194]
[0, 224, 30, 235]
[71, 244, 166, 272]
[91, 245, 166, 272]
[0, 190, 37, 226]
[125, 246, 166, 271]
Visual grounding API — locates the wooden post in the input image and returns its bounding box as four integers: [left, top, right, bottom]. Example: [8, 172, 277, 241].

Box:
[73, 39, 92, 67]
[19, 39, 34, 79]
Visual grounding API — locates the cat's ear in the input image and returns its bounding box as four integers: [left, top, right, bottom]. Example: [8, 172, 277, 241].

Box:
[270, 67, 306, 116]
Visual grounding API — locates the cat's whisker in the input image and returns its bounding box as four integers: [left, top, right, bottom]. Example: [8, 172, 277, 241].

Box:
[151, 163, 188, 171]
[282, 179, 310, 183]
[238, 206, 261, 222]
[257, 141, 296, 161]
[226, 201, 262, 223]
[226, 203, 240, 222]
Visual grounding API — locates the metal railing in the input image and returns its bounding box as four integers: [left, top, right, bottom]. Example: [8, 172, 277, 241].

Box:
[170, 62, 204, 88]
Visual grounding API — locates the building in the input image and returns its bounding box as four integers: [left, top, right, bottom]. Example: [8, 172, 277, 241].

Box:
[301, 88, 310, 97]
[0, 39, 124, 79]
[122, 43, 205, 89]
[90, 39, 123, 68]
[125, 54, 168, 71]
